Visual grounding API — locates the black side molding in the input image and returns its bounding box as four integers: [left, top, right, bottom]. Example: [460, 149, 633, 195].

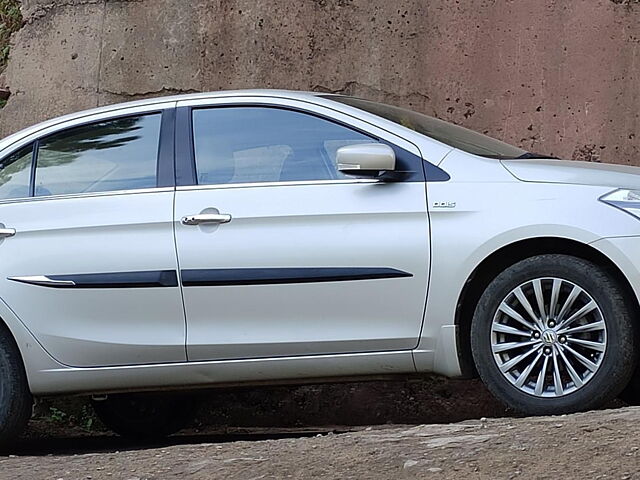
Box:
[9, 270, 179, 289]
[181, 267, 413, 287]
[9, 267, 413, 289]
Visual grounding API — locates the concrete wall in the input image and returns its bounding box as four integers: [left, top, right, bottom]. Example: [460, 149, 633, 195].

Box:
[2, 0, 640, 164]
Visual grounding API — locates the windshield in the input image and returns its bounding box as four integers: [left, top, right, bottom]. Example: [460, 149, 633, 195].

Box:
[322, 95, 530, 159]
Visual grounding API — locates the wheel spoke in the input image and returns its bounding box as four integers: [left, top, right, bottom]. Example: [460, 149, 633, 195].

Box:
[557, 300, 597, 330]
[492, 323, 531, 337]
[533, 279, 546, 320]
[561, 344, 599, 372]
[560, 320, 605, 335]
[498, 303, 537, 331]
[552, 348, 564, 395]
[499, 344, 542, 373]
[515, 350, 543, 388]
[534, 354, 550, 395]
[514, 287, 544, 328]
[566, 337, 605, 353]
[556, 285, 580, 322]
[557, 345, 583, 388]
[493, 340, 537, 354]
[548, 279, 561, 319]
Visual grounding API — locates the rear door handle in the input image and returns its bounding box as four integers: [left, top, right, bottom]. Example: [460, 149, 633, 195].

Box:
[181, 214, 232, 226]
[0, 228, 16, 238]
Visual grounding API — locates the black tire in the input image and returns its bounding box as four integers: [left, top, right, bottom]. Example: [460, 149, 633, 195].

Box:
[0, 327, 32, 450]
[620, 365, 640, 405]
[471, 254, 637, 415]
[92, 393, 196, 440]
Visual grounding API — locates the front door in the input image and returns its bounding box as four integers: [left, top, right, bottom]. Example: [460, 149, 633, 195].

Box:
[0, 110, 186, 367]
[174, 102, 430, 361]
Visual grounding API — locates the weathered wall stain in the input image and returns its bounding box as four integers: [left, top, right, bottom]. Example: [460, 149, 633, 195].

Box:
[1, 0, 640, 165]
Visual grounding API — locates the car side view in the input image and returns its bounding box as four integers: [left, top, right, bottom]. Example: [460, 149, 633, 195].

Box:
[0, 89, 640, 445]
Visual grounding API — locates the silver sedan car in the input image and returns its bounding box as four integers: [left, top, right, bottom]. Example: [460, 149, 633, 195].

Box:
[0, 89, 638, 444]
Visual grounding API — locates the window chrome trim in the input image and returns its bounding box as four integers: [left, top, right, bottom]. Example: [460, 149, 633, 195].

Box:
[0, 187, 175, 206]
[175, 178, 381, 192]
[0, 179, 387, 204]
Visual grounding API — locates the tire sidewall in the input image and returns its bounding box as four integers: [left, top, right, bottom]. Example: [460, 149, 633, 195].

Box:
[0, 352, 12, 429]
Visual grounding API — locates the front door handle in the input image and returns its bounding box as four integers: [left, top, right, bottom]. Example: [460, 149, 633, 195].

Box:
[181, 214, 232, 226]
[0, 228, 16, 238]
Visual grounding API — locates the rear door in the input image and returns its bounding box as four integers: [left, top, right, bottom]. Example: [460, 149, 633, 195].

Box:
[0, 106, 186, 367]
[174, 97, 431, 361]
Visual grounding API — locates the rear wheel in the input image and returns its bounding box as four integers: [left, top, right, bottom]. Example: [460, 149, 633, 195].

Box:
[0, 327, 32, 450]
[92, 393, 196, 440]
[471, 254, 637, 415]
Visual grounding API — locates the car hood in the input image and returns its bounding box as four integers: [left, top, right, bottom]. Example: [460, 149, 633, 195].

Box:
[501, 158, 640, 189]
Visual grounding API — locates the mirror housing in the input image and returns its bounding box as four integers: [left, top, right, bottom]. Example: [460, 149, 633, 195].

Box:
[336, 143, 396, 177]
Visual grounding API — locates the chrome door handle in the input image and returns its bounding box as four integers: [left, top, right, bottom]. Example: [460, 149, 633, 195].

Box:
[0, 228, 16, 238]
[181, 214, 232, 226]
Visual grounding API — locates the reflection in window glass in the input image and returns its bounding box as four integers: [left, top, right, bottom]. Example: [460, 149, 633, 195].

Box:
[35, 114, 161, 196]
[0, 145, 33, 200]
[192, 107, 373, 185]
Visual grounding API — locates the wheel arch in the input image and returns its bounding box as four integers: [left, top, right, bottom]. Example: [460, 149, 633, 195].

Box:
[0, 299, 66, 395]
[455, 237, 640, 377]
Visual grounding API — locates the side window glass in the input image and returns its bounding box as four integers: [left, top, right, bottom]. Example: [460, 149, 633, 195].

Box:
[35, 113, 161, 196]
[192, 107, 374, 185]
[0, 145, 33, 200]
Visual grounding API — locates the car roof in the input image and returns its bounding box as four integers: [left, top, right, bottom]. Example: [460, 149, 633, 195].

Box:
[0, 89, 331, 152]
[78, 89, 325, 114]
[0, 89, 456, 163]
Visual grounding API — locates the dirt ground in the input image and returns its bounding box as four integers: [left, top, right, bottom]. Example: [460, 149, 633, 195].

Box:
[2, 406, 639, 479]
[22, 376, 513, 439]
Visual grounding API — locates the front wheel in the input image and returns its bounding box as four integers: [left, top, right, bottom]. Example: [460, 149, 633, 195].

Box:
[471, 254, 637, 415]
[92, 393, 196, 440]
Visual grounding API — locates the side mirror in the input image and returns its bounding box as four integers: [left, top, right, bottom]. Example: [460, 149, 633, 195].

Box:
[336, 143, 396, 177]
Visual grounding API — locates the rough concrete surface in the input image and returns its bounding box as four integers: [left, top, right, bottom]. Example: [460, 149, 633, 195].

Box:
[1, 0, 640, 164]
[3, 407, 640, 479]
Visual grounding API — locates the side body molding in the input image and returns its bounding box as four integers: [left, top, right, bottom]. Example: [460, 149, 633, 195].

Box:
[8, 271, 179, 289]
[181, 267, 413, 286]
[9, 268, 413, 289]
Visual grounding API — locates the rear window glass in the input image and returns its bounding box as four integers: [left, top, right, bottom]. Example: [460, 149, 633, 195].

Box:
[34, 114, 161, 196]
[0, 145, 33, 200]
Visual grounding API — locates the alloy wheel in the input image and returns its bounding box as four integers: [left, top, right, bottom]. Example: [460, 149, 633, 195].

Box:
[491, 277, 607, 397]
